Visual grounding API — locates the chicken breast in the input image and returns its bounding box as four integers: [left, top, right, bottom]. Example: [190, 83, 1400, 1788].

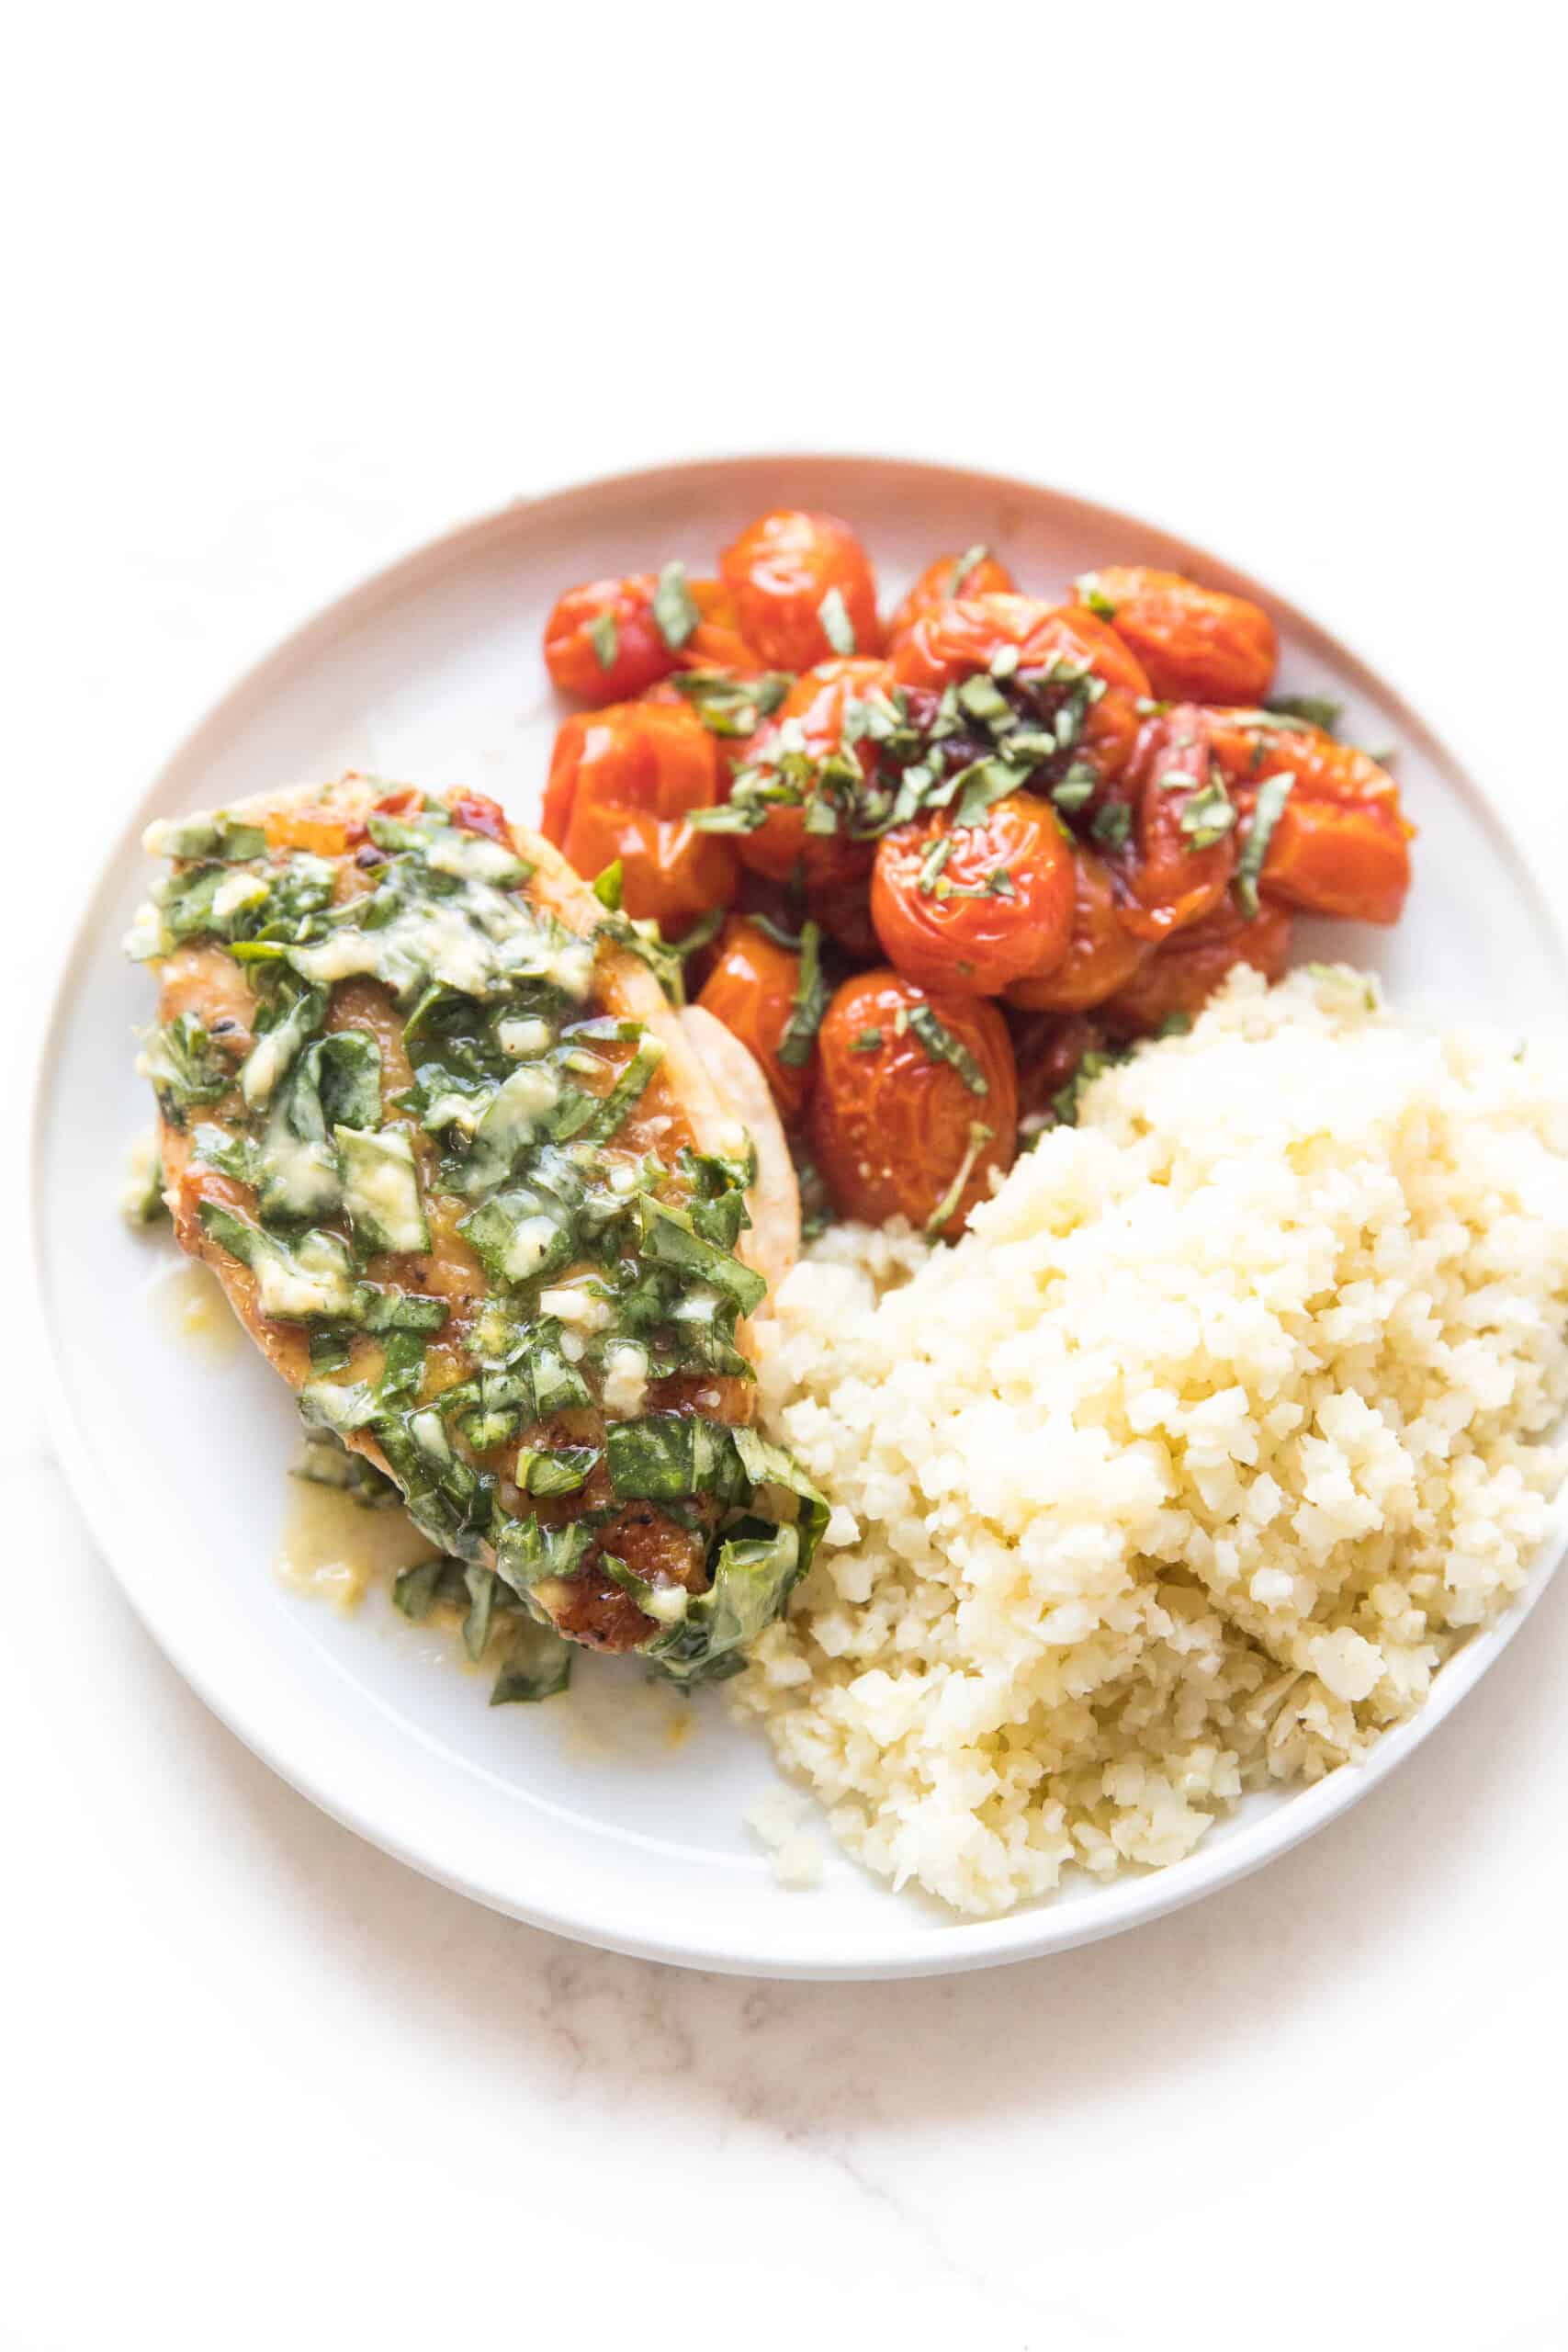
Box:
[130, 774, 820, 1690]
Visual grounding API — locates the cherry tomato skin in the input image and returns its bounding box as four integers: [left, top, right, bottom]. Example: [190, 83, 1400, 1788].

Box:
[810, 970, 1018, 1238]
[1207, 714, 1405, 815]
[694, 918, 815, 1124]
[892, 595, 1150, 786]
[676, 579, 768, 677]
[1254, 797, 1411, 923]
[544, 575, 678, 704]
[719, 510, 884, 670]
[1119, 707, 1237, 943]
[734, 656, 890, 911]
[1102, 900, 1293, 1036]
[871, 795, 1076, 996]
[886, 549, 1018, 648]
[543, 700, 739, 927]
[1077, 566, 1278, 705]
[1004, 848, 1149, 1012]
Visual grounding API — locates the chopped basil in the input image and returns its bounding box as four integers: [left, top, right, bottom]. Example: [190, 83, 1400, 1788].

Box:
[292, 1428, 400, 1508]
[1074, 571, 1118, 619]
[908, 1003, 988, 1097]
[1262, 692, 1342, 734]
[926, 1121, 993, 1234]
[1178, 775, 1237, 851]
[776, 921, 827, 1069]
[951, 756, 1022, 829]
[640, 1523, 799, 1686]
[589, 609, 619, 672]
[652, 560, 699, 651]
[671, 668, 792, 739]
[1090, 801, 1133, 850]
[141, 1012, 233, 1125]
[605, 1414, 748, 1505]
[850, 1025, 883, 1053]
[818, 586, 856, 656]
[1233, 770, 1294, 918]
[335, 1125, 429, 1255]
[945, 544, 990, 596]
[490, 1621, 573, 1704]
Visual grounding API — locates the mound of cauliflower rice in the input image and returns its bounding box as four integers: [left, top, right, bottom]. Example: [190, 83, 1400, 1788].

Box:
[735, 967, 1568, 1917]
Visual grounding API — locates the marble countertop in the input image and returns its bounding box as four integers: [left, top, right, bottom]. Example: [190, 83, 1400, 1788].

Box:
[9, 20, 1568, 2344]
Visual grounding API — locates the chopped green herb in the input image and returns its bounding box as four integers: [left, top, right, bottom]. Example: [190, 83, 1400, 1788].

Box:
[490, 1621, 573, 1705]
[1074, 571, 1118, 620]
[651, 560, 699, 651]
[926, 1121, 993, 1234]
[945, 544, 990, 596]
[1090, 802, 1133, 850]
[671, 668, 792, 739]
[818, 586, 856, 656]
[1262, 692, 1342, 733]
[850, 1026, 883, 1053]
[1233, 770, 1294, 917]
[776, 921, 827, 1069]
[589, 609, 619, 672]
[908, 1003, 988, 1097]
[1178, 775, 1237, 851]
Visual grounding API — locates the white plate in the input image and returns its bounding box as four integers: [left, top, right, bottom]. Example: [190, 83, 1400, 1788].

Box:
[32, 455, 1568, 1979]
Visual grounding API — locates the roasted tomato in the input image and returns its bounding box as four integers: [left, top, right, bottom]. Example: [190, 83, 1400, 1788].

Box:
[1004, 847, 1148, 1012]
[719, 509, 884, 670]
[1075, 566, 1277, 705]
[1102, 899, 1293, 1035]
[810, 969, 1017, 1238]
[1207, 714, 1413, 923]
[1118, 707, 1237, 943]
[733, 657, 889, 931]
[675, 579, 769, 677]
[892, 594, 1150, 786]
[871, 794, 1075, 996]
[886, 547, 1018, 647]
[543, 700, 739, 928]
[1251, 797, 1410, 924]
[694, 917, 816, 1123]
[263, 804, 363, 857]
[543, 574, 679, 705]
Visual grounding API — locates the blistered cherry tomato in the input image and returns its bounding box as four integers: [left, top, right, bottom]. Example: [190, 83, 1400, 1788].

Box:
[1118, 707, 1236, 943]
[719, 510, 883, 670]
[1004, 848, 1149, 1012]
[543, 700, 738, 928]
[1075, 566, 1277, 705]
[675, 579, 769, 677]
[871, 794, 1075, 996]
[1207, 713, 1405, 813]
[694, 918, 816, 1124]
[886, 548, 1018, 647]
[1206, 714, 1413, 922]
[1251, 797, 1410, 923]
[892, 595, 1150, 786]
[1102, 899, 1293, 1035]
[734, 658, 889, 933]
[543, 575, 678, 704]
[810, 970, 1017, 1238]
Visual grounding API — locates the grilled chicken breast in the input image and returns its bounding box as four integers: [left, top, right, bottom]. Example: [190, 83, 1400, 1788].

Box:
[130, 774, 819, 1690]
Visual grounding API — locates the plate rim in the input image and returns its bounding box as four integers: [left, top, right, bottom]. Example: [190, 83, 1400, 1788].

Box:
[31, 449, 1568, 1979]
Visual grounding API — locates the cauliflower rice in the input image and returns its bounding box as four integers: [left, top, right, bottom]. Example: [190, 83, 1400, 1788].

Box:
[736, 967, 1568, 1917]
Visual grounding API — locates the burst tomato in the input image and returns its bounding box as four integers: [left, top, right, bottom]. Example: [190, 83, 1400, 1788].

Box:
[719, 510, 884, 670]
[886, 548, 1018, 648]
[1207, 714, 1413, 922]
[810, 970, 1017, 1238]
[543, 574, 679, 704]
[694, 917, 816, 1124]
[675, 579, 769, 676]
[733, 658, 890, 930]
[542, 700, 739, 928]
[871, 793, 1075, 996]
[891, 594, 1150, 786]
[1075, 565, 1277, 705]
[1118, 707, 1237, 942]
[1003, 848, 1149, 1012]
[1102, 899, 1293, 1035]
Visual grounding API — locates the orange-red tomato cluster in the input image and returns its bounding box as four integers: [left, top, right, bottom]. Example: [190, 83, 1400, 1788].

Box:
[540, 512, 1415, 1237]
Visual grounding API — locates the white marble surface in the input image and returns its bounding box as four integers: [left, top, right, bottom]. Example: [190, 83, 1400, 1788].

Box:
[10, 13, 1568, 2346]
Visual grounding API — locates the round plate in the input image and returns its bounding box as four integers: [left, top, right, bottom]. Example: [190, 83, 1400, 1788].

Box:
[32, 455, 1568, 1978]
